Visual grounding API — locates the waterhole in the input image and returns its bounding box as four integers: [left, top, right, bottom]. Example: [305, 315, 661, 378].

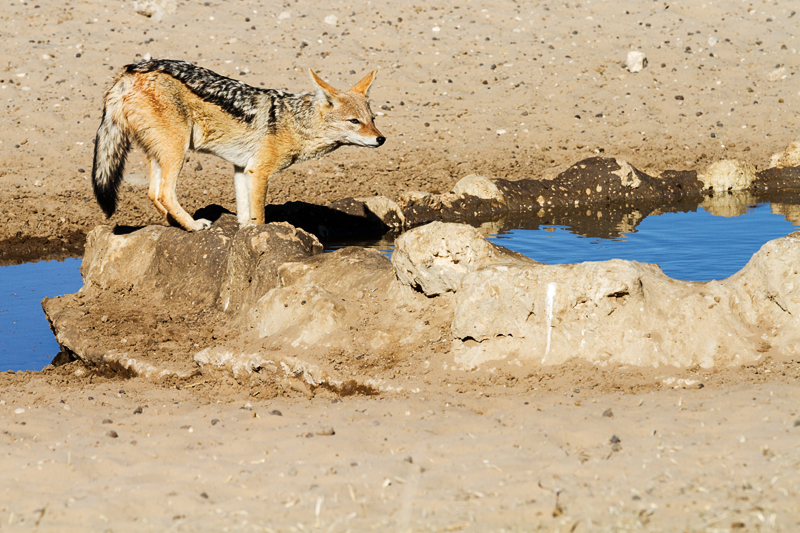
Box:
[3, 193, 799, 371]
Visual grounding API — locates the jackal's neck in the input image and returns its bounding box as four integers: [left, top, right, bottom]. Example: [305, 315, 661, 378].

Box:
[291, 95, 342, 158]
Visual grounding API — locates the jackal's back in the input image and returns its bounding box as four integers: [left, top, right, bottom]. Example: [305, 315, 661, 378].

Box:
[125, 59, 292, 124]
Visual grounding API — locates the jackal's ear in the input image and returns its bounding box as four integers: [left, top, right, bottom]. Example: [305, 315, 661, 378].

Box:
[349, 70, 377, 96]
[309, 69, 339, 106]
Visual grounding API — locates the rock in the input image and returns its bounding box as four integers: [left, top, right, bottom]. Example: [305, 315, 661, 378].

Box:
[768, 140, 800, 169]
[611, 159, 642, 189]
[133, 0, 177, 22]
[323, 14, 338, 26]
[392, 221, 529, 296]
[768, 67, 786, 82]
[697, 160, 756, 191]
[448, 229, 800, 370]
[354, 196, 406, 227]
[398, 190, 433, 208]
[195, 246, 445, 391]
[626, 51, 647, 73]
[451, 174, 506, 204]
[218, 222, 323, 315]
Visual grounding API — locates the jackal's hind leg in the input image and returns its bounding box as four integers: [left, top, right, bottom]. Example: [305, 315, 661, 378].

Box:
[152, 142, 211, 231]
[147, 159, 169, 219]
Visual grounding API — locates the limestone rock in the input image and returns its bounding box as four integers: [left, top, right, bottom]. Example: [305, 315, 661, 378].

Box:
[354, 196, 406, 227]
[446, 228, 800, 370]
[698, 160, 756, 191]
[133, 0, 177, 22]
[218, 222, 322, 315]
[768, 140, 800, 169]
[392, 221, 529, 296]
[398, 190, 433, 208]
[611, 159, 642, 188]
[625, 51, 647, 73]
[451, 174, 506, 203]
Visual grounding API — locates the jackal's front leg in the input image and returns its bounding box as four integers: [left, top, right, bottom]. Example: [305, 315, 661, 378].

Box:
[238, 160, 280, 227]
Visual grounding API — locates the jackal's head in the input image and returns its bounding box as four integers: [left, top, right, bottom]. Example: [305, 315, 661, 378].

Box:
[310, 69, 386, 148]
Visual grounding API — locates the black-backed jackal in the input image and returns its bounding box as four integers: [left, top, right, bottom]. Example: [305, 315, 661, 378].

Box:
[91, 60, 385, 231]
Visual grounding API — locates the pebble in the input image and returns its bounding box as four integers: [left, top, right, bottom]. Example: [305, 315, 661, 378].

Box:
[602, 409, 614, 418]
[626, 51, 647, 73]
[793, 419, 800, 427]
[102, 419, 113, 424]
[107, 430, 118, 438]
[270, 409, 282, 416]
[323, 14, 338, 26]
[133, 406, 143, 414]
[768, 67, 786, 82]
[316, 426, 335, 436]
[403, 456, 413, 463]
[211, 418, 219, 426]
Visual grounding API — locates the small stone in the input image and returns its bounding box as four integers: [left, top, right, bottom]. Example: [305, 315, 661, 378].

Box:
[610, 435, 621, 444]
[793, 419, 800, 427]
[102, 419, 113, 424]
[768, 67, 786, 82]
[626, 51, 647, 73]
[317, 427, 335, 436]
[603, 409, 614, 418]
[107, 430, 119, 438]
[133, 406, 143, 414]
[211, 419, 219, 426]
[200, 492, 209, 499]
[270, 409, 282, 416]
[324, 14, 338, 26]
[403, 456, 413, 463]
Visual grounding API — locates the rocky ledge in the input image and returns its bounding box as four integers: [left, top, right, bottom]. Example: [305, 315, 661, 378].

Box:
[43, 202, 800, 394]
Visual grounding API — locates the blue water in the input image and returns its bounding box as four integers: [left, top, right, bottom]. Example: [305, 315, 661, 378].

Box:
[489, 204, 798, 281]
[0, 258, 84, 371]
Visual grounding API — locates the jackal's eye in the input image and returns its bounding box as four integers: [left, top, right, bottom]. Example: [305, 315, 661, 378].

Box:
[349, 119, 360, 124]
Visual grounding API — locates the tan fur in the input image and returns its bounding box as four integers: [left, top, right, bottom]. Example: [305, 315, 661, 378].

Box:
[92, 61, 384, 231]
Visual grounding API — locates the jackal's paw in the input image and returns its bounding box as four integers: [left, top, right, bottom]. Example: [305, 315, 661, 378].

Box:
[190, 218, 213, 231]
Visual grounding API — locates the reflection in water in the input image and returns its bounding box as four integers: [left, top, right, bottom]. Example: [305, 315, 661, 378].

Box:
[326, 191, 800, 282]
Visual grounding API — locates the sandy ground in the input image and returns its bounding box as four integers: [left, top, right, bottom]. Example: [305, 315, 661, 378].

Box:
[2, 0, 800, 530]
[2, 360, 800, 532]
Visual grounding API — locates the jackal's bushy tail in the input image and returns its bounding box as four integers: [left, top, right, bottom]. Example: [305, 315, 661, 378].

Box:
[91, 83, 132, 218]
